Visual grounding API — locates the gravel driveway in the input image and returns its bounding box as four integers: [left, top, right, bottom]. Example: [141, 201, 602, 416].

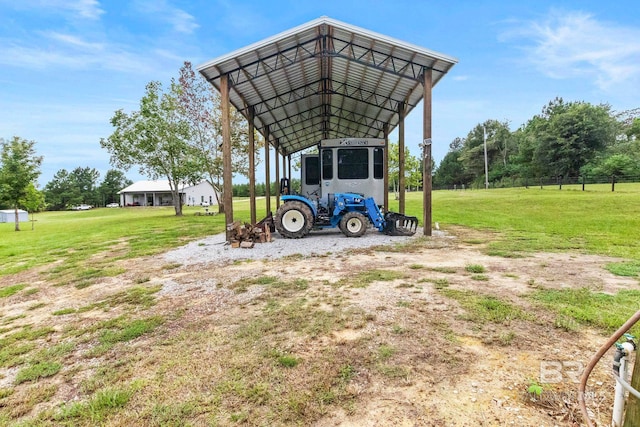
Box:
[164, 227, 427, 266]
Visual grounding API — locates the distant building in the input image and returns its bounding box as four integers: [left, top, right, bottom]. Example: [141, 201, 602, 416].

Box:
[0, 209, 28, 223]
[118, 180, 219, 207]
[183, 181, 220, 206]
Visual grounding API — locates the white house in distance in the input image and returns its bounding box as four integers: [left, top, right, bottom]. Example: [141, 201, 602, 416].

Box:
[118, 180, 219, 207]
[0, 209, 29, 223]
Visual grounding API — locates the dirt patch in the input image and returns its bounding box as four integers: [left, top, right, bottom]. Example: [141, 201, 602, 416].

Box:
[0, 227, 637, 426]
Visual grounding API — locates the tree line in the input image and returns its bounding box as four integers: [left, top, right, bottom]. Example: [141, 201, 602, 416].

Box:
[42, 168, 132, 210]
[0, 138, 133, 213]
[434, 98, 640, 189]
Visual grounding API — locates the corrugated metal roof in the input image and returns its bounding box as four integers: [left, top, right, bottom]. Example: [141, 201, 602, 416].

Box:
[118, 180, 178, 193]
[197, 16, 457, 155]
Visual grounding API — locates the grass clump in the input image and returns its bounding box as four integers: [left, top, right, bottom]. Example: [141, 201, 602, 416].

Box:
[15, 361, 62, 384]
[0, 284, 27, 298]
[465, 264, 486, 274]
[107, 285, 161, 309]
[418, 277, 450, 289]
[430, 267, 457, 274]
[340, 269, 405, 288]
[56, 386, 134, 422]
[529, 287, 640, 333]
[0, 326, 55, 348]
[53, 308, 77, 316]
[0, 343, 35, 368]
[84, 315, 164, 357]
[277, 355, 300, 368]
[440, 289, 527, 324]
[606, 261, 640, 277]
[377, 344, 395, 361]
[0, 388, 14, 399]
[231, 275, 280, 293]
[80, 285, 161, 313]
[99, 316, 165, 346]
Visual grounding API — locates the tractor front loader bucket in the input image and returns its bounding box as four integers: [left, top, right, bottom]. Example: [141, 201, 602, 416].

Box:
[383, 212, 418, 236]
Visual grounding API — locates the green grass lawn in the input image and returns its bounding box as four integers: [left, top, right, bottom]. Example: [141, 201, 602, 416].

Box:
[0, 206, 220, 277]
[2, 186, 640, 279]
[393, 184, 640, 261]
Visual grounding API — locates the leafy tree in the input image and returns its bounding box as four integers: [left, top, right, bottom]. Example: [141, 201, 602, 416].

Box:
[434, 147, 471, 188]
[387, 141, 421, 192]
[43, 167, 102, 209]
[457, 120, 511, 185]
[406, 154, 423, 190]
[43, 169, 74, 210]
[99, 169, 132, 205]
[522, 98, 617, 177]
[627, 118, 640, 140]
[20, 183, 46, 230]
[70, 167, 101, 206]
[101, 81, 201, 216]
[0, 137, 43, 231]
[176, 61, 258, 213]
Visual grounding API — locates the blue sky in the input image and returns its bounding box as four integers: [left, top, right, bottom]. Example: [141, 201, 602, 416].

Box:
[1, 0, 639, 187]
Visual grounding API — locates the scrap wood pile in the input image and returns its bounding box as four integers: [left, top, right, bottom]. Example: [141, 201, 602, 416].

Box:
[227, 213, 274, 248]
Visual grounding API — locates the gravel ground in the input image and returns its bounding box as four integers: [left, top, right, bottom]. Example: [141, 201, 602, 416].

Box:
[163, 227, 428, 266]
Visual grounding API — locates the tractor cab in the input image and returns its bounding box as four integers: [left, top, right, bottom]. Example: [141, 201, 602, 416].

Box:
[275, 138, 417, 239]
[300, 138, 386, 208]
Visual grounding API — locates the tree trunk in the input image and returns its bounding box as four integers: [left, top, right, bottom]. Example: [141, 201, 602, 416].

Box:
[623, 352, 640, 427]
[14, 206, 20, 232]
[212, 179, 224, 214]
[173, 191, 183, 216]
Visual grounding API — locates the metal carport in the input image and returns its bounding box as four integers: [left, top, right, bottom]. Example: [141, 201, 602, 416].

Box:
[197, 16, 457, 239]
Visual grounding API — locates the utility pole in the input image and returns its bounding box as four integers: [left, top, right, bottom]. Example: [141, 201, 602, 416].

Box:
[483, 125, 489, 190]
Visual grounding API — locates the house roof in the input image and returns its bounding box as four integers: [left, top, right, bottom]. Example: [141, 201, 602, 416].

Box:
[197, 16, 457, 156]
[118, 180, 177, 193]
[0, 209, 27, 214]
[118, 180, 218, 193]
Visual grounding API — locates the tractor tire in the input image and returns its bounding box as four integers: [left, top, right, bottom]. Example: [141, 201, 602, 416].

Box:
[339, 211, 368, 238]
[275, 201, 314, 239]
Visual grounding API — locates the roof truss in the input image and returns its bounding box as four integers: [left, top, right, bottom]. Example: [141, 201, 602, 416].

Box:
[198, 17, 457, 155]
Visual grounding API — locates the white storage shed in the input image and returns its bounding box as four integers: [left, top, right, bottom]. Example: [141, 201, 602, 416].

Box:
[0, 209, 29, 223]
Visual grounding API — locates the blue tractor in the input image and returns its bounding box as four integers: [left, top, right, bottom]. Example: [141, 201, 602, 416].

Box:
[274, 137, 418, 239]
[275, 192, 418, 238]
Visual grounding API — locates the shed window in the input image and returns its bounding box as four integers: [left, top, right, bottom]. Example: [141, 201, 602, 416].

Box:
[338, 148, 368, 179]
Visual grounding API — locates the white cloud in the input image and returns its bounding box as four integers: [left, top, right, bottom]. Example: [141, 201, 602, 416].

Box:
[3, 0, 105, 20]
[0, 40, 155, 73]
[44, 31, 105, 50]
[66, 0, 104, 20]
[133, 0, 199, 34]
[501, 10, 640, 89]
